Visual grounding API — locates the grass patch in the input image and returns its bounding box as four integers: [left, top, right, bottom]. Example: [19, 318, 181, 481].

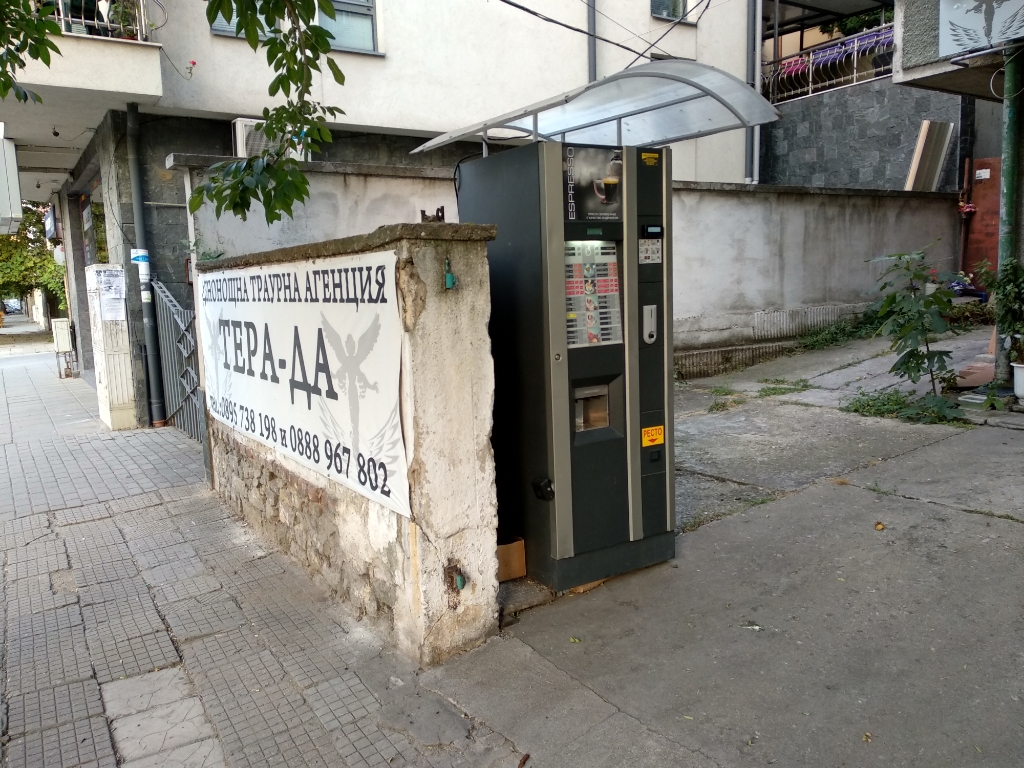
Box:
[757, 379, 812, 397]
[841, 389, 969, 425]
[709, 386, 737, 396]
[707, 396, 746, 413]
[798, 311, 885, 351]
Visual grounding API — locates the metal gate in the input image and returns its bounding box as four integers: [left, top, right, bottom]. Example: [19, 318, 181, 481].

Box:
[152, 281, 205, 443]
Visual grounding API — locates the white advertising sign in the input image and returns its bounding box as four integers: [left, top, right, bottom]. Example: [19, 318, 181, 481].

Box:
[940, 0, 1024, 57]
[199, 250, 410, 517]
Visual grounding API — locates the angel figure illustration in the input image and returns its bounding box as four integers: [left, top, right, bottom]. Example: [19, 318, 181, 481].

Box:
[949, 1, 1024, 49]
[321, 312, 381, 453]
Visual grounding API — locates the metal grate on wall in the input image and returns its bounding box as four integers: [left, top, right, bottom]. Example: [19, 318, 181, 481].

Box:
[152, 281, 205, 444]
[752, 303, 869, 341]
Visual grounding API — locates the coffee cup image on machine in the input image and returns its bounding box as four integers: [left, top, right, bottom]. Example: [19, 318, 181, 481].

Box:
[564, 147, 623, 221]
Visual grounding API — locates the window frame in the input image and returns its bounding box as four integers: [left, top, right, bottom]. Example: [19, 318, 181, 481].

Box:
[315, 0, 380, 56]
[651, 0, 687, 21]
[209, 1, 382, 56]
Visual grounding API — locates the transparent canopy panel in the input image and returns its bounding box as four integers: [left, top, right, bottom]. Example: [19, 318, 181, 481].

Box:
[412, 59, 778, 153]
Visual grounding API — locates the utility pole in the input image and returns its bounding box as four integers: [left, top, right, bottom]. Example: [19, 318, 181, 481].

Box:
[996, 49, 1021, 386]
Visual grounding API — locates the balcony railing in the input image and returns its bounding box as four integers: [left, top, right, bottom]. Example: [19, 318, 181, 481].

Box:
[44, 0, 148, 41]
[761, 24, 893, 104]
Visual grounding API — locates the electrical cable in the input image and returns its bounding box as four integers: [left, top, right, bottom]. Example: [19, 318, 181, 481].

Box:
[573, 0, 670, 55]
[494, 0, 650, 59]
[623, 0, 711, 69]
[148, 0, 169, 31]
[453, 151, 483, 206]
[990, 46, 1024, 99]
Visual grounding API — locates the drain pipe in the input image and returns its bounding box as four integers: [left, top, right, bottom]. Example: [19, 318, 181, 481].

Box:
[127, 103, 167, 426]
[745, 0, 758, 182]
[587, 0, 597, 82]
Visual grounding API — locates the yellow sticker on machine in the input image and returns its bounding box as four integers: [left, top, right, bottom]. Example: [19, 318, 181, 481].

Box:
[641, 152, 660, 166]
[642, 425, 665, 446]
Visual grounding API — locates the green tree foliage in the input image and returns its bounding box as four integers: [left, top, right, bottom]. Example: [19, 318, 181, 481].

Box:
[819, 10, 892, 37]
[188, 0, 346, 224]
[0, 0, 60, 102]
[993, 257, 1024, 361]
[0, 204, 66, 308]
[1, 0, 345, 224]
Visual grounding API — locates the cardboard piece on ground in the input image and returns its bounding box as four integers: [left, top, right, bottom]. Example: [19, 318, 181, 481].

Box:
[497, 538, 526, 582]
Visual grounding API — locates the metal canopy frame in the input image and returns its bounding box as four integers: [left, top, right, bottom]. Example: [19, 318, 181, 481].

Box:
[411, 60, 779, 154]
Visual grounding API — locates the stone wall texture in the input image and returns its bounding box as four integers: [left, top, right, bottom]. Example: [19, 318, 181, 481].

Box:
[205, 226, 499, 667]
[760, 77, 963, 192]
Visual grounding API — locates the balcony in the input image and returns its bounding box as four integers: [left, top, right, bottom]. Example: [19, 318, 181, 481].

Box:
[49, 0, 150, 40]
[762, 24, 894, 104]
[0, 0, 162, 200]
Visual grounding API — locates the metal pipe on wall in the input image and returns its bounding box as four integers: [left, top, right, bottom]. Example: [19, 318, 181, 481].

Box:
[587, 0, 597, 82]
[745, 0, 758, 182]
[126, 102, 167, 426]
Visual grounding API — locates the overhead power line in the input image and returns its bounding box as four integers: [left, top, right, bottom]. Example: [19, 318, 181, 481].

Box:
[494, 0, 650, 59]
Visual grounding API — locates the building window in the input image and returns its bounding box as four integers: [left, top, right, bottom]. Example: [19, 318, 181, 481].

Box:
[318, 1, 377, 53]
[210, 2, 377, 53]
[651, 0, 685, 20]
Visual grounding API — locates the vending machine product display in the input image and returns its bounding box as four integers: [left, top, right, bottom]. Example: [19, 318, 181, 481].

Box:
[458, 141, 674, 590]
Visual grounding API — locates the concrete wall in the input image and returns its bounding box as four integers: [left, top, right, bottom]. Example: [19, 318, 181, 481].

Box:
[897, 0, 940, 70]
[760, 77, 963, 191]
[199, 224, 498, 666]
[671, 182, 960, 356]
[184, 164, 457, 260]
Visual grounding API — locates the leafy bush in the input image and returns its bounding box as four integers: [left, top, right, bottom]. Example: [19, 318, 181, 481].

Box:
[945, 301, 994, 328]
[994, 258, 1024, 361]
[872, 250, 959, 396]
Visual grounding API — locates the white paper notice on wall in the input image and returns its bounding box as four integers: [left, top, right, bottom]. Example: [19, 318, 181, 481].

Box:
[198, 250, 410, 517]
[976, 168, 991, 180]
[97, 269, 126, 322]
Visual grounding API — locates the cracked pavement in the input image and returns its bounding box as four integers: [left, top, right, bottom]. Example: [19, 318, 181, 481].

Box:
[4, 329, 1024, 766]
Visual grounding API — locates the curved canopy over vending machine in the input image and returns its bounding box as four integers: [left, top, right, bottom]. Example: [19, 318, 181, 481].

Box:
[415, 61, 778, 591]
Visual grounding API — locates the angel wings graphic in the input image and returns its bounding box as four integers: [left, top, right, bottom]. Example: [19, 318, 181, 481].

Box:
[949, 0, 1024, 50]
[321, 312, 381, 454]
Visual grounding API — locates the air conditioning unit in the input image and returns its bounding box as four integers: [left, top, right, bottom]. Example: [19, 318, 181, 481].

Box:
[231, 118, 310, 161]
[0, 125, 23, 235]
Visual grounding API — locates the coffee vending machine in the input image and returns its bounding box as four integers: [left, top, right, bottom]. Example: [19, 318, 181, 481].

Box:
[459, 141, 674, 591]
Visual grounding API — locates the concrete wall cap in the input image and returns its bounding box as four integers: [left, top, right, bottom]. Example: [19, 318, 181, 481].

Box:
[673, 180, 959, 200]
[195, 223, 498, 272]
[166, 153, 452, 180]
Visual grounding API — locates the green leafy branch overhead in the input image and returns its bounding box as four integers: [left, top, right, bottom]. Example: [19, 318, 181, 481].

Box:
[0, 0, 61, 102]
[188, 0, 347, 224]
